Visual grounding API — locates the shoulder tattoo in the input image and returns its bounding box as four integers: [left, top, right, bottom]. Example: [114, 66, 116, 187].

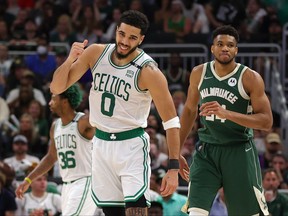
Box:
[144, 61, 158, 71]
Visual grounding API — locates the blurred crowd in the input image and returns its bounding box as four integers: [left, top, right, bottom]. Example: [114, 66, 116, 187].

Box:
[0, 0, 288, 215]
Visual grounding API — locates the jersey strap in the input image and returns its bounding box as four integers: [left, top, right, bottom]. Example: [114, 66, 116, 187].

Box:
[95, 128, 144, 141]
[130, 61, 142, 70]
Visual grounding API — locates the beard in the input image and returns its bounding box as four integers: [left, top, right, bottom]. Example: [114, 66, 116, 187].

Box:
[115, 43, 138, 59]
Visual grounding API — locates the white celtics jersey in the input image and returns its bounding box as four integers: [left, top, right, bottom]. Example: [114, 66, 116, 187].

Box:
[53, 112, 92, 182]
[89, 44, 154, 132]
[15, 192, 62, 216]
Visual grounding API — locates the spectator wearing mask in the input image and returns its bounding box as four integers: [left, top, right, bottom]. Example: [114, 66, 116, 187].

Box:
[24, 34, 57, 85]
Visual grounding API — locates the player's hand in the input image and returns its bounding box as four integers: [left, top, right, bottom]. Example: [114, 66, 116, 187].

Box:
[68, 39, 89, 62]
[179, 155, 189, 182]
[160, 169, 178, 197]
[199, 101, 228, 119]
[29, 208, 52, 216]
[15, 180, 30, 199]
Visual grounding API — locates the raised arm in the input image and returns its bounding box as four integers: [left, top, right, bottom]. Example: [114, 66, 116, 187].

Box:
[50, 41, 105, 94]
[15, 122, 58, 199]
[50, 40, 89, 94]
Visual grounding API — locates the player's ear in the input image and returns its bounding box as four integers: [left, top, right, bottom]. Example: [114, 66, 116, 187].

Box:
[139, 35, 145, 45]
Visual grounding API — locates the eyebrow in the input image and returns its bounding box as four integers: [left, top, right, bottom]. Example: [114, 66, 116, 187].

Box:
[118, 29, 139, 39]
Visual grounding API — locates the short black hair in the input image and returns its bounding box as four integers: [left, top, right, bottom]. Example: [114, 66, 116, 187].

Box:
[212, 25, 239, 43]
[59, 84, 82, 109]
[150, 201, 163, 209]
[118, 10, 149, 35]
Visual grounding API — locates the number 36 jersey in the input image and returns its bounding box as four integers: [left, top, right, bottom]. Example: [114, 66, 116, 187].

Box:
[53, 112, 92, 182]
[89, 44, 154, 133]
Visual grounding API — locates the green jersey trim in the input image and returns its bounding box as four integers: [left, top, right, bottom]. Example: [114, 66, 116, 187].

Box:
[91, 44, 112, 72]
[58, 113, 91, 142]
[71, 177, 91, 216]
[124, 134, 149, 202]
[134, 59, 155, 93]
[108, 47, 145, 69]
[210, 61, 241, 81]
[91, 134, 150, 206]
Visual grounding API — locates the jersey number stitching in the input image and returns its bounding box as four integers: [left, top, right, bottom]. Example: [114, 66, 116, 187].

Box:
[101, 92, 115, 117]
[205, 104, 226, 123]
[58, 151, 76, 169]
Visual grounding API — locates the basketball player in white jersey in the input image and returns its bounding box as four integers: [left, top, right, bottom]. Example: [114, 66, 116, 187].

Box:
[15, 85, 104, 216]
[49, 10, 189, 216]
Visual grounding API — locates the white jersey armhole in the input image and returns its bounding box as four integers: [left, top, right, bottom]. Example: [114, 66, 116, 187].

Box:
[238, 66, 250, 100]
[198, 62, 207, 89]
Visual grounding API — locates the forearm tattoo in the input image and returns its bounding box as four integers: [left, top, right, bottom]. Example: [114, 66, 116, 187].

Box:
[125, 207, 148, 216]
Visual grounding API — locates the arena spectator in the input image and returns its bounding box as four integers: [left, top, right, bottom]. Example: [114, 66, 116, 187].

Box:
[262, 168, 288, 216]
[4, 135, 40, 189]
[15, 173, 61, 216]
[0, 171, 17, 216]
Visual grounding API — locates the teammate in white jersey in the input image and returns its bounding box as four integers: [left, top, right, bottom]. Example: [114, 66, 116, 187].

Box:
[49, 10, 189, 216]
[15, 85, 104, 216]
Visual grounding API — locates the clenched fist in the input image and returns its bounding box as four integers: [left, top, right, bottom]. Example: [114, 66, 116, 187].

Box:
[68, 39, 89, 62]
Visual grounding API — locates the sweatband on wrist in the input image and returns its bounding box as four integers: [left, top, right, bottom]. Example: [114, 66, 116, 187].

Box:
[162, 116, 180, 130]
[168, 159, 180, 170]
[24, 177, 32, 184]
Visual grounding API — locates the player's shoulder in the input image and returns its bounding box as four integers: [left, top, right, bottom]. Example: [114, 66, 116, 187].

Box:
[78, 113, 89, 122]
[142, 61, 159, 71]
[192, 63, 205, 73]
[138, 60, 162, 81]
[190, 63, 206, 79]
[50, 118, 61, 134]
[85, 43, 112, 66]
[51, 118, 60, 128]
[242, 66, 262, 80]
[85, 43, 109, 55]
[77, 112, 95, 131]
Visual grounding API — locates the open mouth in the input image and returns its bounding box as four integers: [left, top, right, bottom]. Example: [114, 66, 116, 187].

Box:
[118, 44, 129, 52]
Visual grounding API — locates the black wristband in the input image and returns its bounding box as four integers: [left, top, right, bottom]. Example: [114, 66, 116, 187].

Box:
[168, 159, 179, 170]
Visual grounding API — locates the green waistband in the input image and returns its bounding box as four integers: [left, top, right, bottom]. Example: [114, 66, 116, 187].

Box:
[95, 127, 144, 141]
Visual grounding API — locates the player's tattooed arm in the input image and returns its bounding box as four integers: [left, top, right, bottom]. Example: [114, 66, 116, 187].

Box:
[144, 61, 158, 71]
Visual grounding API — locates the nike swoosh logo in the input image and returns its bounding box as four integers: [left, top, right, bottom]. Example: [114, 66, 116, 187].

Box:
[204, 76, 213, 80]
[245, 147, 252, 152]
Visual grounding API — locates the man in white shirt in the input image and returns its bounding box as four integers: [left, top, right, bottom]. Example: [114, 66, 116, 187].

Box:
[4, 135, 40, 189]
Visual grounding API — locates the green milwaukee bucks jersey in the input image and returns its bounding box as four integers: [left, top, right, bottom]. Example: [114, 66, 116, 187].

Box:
[89, 44, 154, 132]
[54, 112, 92, 182]
[198, 61, 253, 145]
